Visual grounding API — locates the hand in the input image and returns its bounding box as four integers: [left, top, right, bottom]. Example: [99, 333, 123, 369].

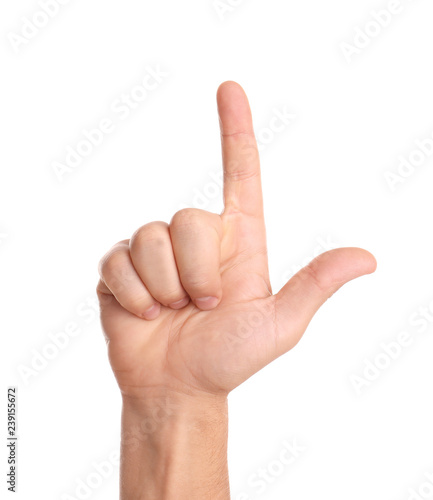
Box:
[97, 81, 376, 400]
[97, 81, 376, 500]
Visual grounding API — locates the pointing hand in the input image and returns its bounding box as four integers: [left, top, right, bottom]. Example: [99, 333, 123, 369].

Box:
[96, 81, 376, 400]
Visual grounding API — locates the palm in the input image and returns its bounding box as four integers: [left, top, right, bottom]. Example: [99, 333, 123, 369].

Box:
[101, 217, 276, 396]
[97, 82, 376, 400]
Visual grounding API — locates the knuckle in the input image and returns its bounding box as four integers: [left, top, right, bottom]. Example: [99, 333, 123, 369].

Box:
[155, 290, 185, 305]
[302, 260, 329, 294]
[127, 294, 153, 312]
[99, 249, 128, 279]
[181, 271, 212, 291]
[224, 166, 260, 182]
[130, 222, 168, 250]
[170, 208, 206, 230]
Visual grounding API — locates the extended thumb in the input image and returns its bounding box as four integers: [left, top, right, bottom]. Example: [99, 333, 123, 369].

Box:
[273, 247, 377, 356]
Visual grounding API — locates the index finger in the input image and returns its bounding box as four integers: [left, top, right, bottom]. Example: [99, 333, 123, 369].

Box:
[217, 81, 263, 218]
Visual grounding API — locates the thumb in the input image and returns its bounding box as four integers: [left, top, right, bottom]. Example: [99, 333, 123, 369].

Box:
[273, 247, 377, 357]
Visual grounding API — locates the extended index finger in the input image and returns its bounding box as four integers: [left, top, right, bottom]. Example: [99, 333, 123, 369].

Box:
[217, 81, 263, 218]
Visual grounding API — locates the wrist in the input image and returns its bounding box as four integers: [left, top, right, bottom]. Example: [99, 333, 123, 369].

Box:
[121, 389, 228, 452]
[120, 389, 230, 500]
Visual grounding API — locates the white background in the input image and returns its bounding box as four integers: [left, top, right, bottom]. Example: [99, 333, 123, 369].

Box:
[1, 1, 433, 499]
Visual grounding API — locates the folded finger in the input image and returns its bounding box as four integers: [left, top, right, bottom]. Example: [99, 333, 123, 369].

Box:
[169, 209, 222, 310]
[129, 222, 189, 309]
[98, 242, 160, 320]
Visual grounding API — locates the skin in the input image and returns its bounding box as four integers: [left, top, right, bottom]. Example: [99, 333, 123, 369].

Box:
[97, 81, 377, 499]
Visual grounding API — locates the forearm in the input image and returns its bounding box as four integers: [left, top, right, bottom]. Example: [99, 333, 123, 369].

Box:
[120, 391, 230, 500]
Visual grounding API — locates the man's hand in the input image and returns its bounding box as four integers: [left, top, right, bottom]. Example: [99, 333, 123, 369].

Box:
[96, 81, 376, 499]
[97, 81, 376, 399]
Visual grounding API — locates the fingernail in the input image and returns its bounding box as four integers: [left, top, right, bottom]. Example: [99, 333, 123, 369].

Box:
[142, 303, 160, 320]
[195, 296, 219, 310]
[169, 297, 190, 309]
